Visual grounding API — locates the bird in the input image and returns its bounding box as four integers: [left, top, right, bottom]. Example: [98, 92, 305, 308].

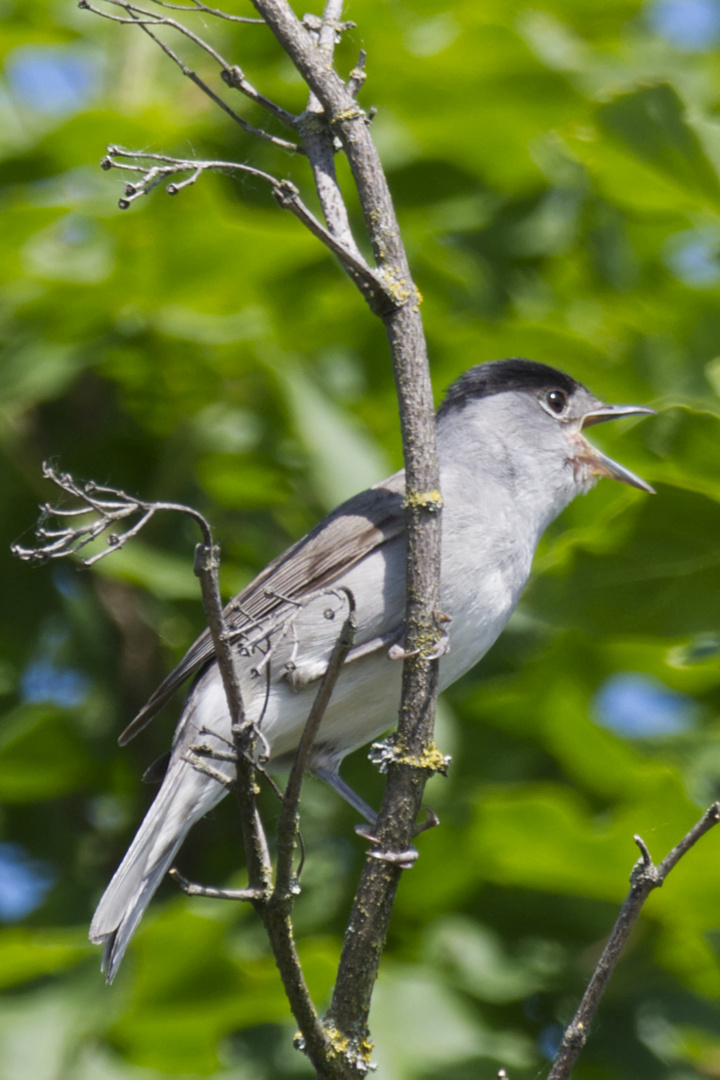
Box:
[89, 358, 655, 981]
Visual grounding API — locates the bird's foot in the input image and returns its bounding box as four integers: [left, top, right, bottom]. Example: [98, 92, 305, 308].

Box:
[414, 806, 440, 835]
[387, 610, 452, 661]
[354, 826, 419, 870]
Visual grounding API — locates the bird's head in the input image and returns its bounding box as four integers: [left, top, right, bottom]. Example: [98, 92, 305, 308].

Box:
[437, 359, 654, 518]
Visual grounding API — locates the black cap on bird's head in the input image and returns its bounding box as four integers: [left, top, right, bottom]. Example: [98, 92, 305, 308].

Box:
[438, 358, 580, 415]
[439, 358, 655, 494]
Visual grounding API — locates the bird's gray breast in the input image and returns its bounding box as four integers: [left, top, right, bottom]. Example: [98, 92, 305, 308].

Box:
[436, 489, 535, 690]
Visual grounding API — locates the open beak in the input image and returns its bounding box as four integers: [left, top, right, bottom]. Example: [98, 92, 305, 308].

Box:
[578, 404, 656, 494]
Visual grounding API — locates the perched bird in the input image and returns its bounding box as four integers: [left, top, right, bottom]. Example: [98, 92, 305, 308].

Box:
[90, 358, 654, 981]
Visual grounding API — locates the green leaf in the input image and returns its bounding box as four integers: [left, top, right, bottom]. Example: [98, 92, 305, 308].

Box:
[0, 927, 92, 990]
[597, 84, 720, 211]
[0, 705, 94, 802]
[278, 366, 391, 509]
[93, 541, 199, 601]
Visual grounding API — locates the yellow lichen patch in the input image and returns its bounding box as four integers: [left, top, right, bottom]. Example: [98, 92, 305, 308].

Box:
[331, 106, 366, 124]
[414, 739, 451, 775]
[382, 736, 450, 775]
[323, 1024, 375, 1067]
[403, 489, 444, 512]
[376, 266, 421, 307]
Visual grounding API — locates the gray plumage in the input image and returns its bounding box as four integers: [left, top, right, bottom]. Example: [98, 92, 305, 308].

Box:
[90, 359, 654, 981]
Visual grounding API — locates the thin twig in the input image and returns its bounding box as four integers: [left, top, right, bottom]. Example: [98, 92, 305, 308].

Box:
[148, 0, 264, 21]
[79, 0, 301, 151]
[220, 64, 297, 127]
[347, 50, 367, 98]
[298, 0, 366, 273]
[274, 590, 357, 897]
[169, 868, 266, 901]
[11, 463, 212, 565]
[12, 461, 273, 896]
[548, 803, 720, 1080]
[101, 148, 393, 308]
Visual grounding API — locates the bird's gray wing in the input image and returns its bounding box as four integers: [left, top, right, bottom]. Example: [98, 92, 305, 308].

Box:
[118, 471, 406, 746]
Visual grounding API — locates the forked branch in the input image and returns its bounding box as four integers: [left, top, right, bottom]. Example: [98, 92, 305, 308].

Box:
[100, 147, 393, 307]
[79, 0, 300, 146]
[13, 464, 271, 892]
[11, 461, 213, 565]
[548, 803, 720, 1080]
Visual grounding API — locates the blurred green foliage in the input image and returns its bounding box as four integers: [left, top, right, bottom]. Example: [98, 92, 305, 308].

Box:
[2, 0, 720, 1077]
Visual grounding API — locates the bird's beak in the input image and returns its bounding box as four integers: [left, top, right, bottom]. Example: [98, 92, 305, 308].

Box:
[577, 404, 656, 494]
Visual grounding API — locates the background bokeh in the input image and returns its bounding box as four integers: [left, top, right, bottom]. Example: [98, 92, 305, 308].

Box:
[2, 0, 720, 1077]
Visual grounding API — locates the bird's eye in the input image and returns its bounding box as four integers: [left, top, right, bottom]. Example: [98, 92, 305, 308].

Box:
[545, 389, 567, 414]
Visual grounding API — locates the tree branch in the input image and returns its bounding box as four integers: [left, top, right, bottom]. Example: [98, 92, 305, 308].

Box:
[298, 0, 365, 265]
[274, 590, 356, 898]
[11, 464, 273, 893]
[79, 0, 301, 150]
[100, 147, 395, 309]
[548, 803, 720, 1080]
[79, 0, 443, 1069]
[247, 0, 443, 1048]
[148, 0, 265, 23]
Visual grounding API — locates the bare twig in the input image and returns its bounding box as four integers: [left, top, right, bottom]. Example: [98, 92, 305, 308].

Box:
[275, 590, 357, 896]
[148, 0, 264, 22]
[169, 868, 266, 901]
[12, 462, 273, 895]
[220, 63, 297, 127]
[548, 803, 720, 1080]
[11, 462, 212, 565]
[347, 50, 367, 98]
[79, 0, 301, 150]
[255, 596, 361, 1079]
[298, 0, 364, 267]
[101, 147, 394, 308]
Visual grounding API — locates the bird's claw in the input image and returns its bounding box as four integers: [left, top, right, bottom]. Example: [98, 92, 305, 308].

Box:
[387, 609, 452, 661]
[355, 817, 432, 868]
[387, 643, 419, 660]
[368, 847, 418, 868]
[355, 825, 417, 867]
[414, 806, 440, 835]
[426, 630, 450, 660]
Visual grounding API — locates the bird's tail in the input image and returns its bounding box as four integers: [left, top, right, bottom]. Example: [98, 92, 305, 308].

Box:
[89, 758, 227, 983]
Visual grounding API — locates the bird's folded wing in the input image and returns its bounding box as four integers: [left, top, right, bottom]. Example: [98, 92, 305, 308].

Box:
[118, 472, 406, 745]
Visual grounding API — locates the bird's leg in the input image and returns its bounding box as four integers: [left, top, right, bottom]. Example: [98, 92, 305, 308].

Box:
[313, 765, 378, 825]
[314, 766, 439, 868]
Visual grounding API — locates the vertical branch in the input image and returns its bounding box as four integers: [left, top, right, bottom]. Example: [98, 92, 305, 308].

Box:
[274, 591, 357, 899]
[194, 543, 272, 888]
[300, 0, 363, 259]
[260, 594, 358, 1080]
[252, 0, 442, 1051]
